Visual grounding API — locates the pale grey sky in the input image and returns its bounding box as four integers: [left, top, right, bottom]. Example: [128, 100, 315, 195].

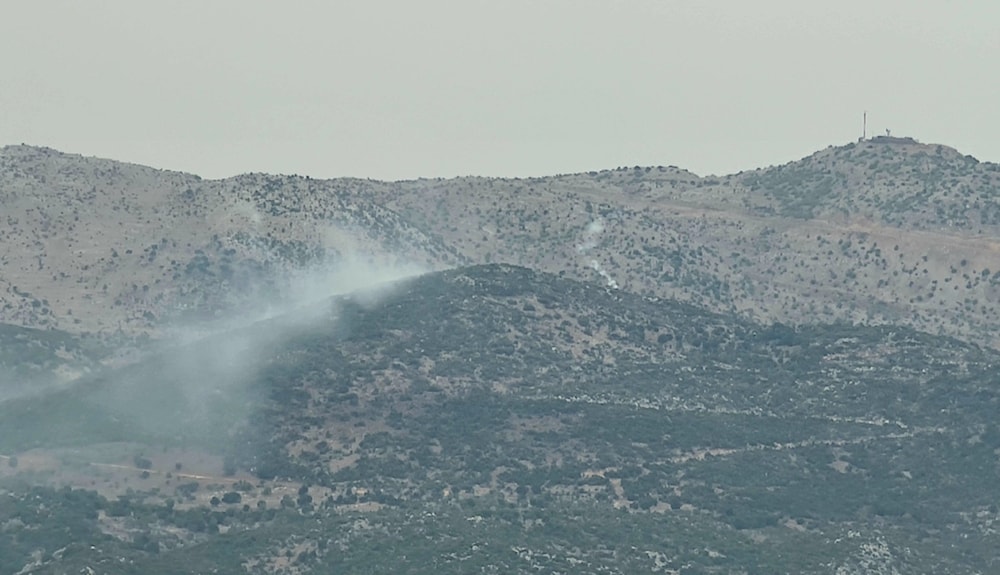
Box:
[2, 1, 998, 180]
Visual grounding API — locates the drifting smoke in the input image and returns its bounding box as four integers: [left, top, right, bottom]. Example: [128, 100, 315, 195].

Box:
[589, 259, 620, 290]
[0, 374, 34, 405]
[0, 225, 428, 453]
[282, 256, 426, 313]
[127, 251, 427, 441]
[576, 218, 620, 290]
[576, 219, 606, 253]
[184, 254, 426, 336]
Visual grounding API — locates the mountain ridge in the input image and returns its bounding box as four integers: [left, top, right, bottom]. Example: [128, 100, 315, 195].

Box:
[2, 137, 999, 349]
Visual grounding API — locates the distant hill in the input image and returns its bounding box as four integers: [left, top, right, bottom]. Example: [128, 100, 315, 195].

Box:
[3, 138, 1000, 349]
[1, 264, 998, 573]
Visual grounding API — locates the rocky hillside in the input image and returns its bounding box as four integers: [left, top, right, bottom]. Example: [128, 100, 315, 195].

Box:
[0, 145, 460, 339]
[376, 137, 1000, 345]
[2, 137, 999, 349]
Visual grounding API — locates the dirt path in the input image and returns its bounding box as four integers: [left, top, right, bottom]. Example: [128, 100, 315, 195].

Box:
[667, 426, 943, 464]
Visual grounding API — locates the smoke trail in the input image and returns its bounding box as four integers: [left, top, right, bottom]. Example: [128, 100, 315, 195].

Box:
[590, 259, 620, 290]
[576, 218, 620, 289]
[576, 219, 605, 253]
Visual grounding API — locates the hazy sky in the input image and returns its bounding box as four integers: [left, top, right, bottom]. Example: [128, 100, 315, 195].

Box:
[2, 1, 998, 180]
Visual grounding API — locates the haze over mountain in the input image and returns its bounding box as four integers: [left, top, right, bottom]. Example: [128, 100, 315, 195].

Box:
[1, 138, 999, 574]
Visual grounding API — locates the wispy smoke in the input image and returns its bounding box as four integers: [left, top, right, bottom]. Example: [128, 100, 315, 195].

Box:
[283, 256, 426, 313]
[0, 226, 428, 453]
[155, 252, 426, 424]
[54, 253, 428, 450]
[576, 218, 619, 290]
[576, 219, 606, 253]
[218, 255, 426, 330]
[589, 259, 620, 290]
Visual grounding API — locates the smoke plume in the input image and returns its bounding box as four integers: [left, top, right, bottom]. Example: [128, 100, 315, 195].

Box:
[576, 218, 620, 289]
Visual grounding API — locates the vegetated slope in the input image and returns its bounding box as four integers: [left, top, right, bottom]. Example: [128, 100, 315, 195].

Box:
[3, 139, 1000, 347]
[2, 264, 997, 573]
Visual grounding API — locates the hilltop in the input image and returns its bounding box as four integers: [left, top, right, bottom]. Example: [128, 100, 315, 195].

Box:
[377, 138, 1000, 344]
[2, 138, 1000, 351]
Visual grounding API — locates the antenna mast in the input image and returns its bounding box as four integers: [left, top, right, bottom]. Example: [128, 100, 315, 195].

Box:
[863, 111, 867, 140]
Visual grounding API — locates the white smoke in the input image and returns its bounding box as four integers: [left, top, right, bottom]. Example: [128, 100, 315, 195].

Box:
[589, 259, 620, 290]
[576, 218, 620, 290]
[576, 219, 606, 253]
[259, 256, 426, 322]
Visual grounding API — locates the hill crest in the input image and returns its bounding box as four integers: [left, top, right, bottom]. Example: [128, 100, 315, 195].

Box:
[3, 139, 1000, 349]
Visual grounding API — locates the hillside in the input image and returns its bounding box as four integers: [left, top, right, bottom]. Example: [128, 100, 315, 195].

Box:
[1, 265, 998, 573]
[3, 138, 1000, 350]
[0, 145, 459, 340]
[377, 138, 1000, 345]
[3, 138, 1000, 572]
